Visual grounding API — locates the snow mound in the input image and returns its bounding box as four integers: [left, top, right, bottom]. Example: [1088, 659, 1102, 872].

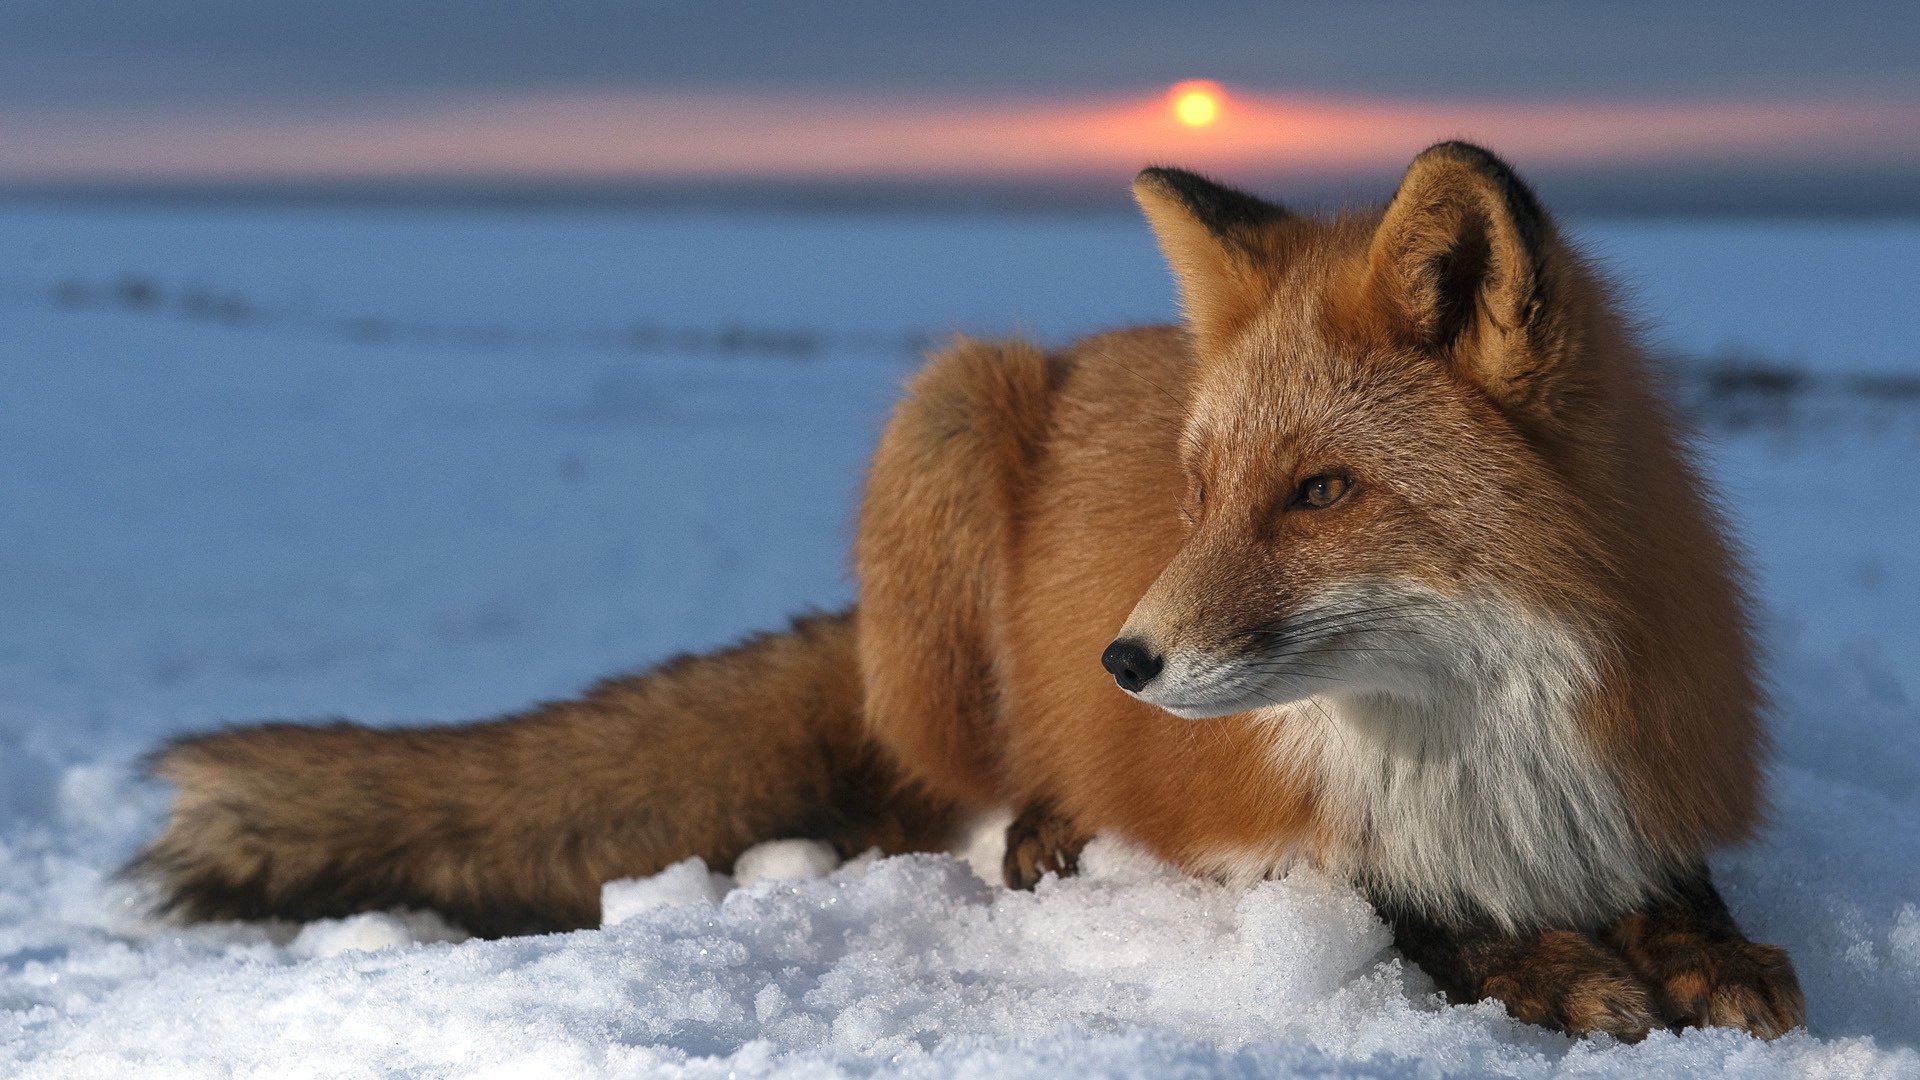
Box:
[290, 910, 469, 958]
[601, 838, 845, 930]
[7, 839, 1915, 1078]
[732, 839, 842, 887]
[603, 858, 736, 926]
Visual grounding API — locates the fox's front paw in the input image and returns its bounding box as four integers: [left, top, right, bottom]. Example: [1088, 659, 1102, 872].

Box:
[1476, 930, 1661, 1042]
[1663, 940, 1804, 1040]
[1002, 801, 1088, 890]
[1607, 914, 1806, 1039]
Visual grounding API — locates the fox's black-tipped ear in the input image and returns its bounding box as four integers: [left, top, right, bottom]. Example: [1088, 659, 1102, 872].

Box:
[1133, 167, 1288, 354]
[1367, 142, 1573, 418]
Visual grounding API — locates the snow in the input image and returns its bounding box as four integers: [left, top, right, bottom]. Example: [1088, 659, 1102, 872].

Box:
[602, 861, 736, 926]
[729, 841, 845, 889]
[289, 911, 468, 960]
[0, 203, 1917, 1077]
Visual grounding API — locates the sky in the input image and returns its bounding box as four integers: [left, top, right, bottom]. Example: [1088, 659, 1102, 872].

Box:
[4, 1, 1918, 213]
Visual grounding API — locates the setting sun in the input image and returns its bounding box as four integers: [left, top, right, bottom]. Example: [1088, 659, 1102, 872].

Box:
[1170, 80, 1223, 127]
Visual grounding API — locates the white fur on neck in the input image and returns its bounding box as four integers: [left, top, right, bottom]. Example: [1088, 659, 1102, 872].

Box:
[1246, 582, 1668, 930]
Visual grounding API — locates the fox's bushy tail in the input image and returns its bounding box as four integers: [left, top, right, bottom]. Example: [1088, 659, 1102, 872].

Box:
[128, 610, 953, 937]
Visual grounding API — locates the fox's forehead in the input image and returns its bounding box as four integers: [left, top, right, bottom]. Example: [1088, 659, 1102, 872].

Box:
[1183, 270, 1422, 463]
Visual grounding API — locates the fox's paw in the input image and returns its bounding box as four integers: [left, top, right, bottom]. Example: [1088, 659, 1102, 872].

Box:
[1478, 930, 1661, 1042]
[1608, 913, 1805, 1040]
[1665, 940, 1804, 1040]
[1002, 801, 1088, 890]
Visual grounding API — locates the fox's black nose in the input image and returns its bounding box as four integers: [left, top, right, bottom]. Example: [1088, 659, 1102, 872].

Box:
[1101, 638, 1164, 693]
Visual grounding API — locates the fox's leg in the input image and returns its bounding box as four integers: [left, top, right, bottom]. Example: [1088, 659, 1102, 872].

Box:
[131, 611, 956, 937]
[1002, 799, 1090, 890]
[856, 337, 1060, 808]
[1378, 900, 1661, 1041]
[1602, 865, 1804, 1039]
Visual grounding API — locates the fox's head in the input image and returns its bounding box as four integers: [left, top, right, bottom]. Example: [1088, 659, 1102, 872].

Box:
[1106, 142, 1627, 727]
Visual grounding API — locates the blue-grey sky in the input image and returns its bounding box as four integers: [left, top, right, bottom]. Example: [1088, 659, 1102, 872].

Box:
[5, 2, 1917, 212]
[8, 1, 1915, 105]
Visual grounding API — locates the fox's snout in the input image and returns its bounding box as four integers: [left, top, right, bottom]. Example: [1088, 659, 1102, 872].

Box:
[1106, 580, 1446, 721]
[1101, 612, 1276, 720]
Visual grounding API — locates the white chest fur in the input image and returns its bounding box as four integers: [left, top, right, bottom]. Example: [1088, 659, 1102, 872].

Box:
[1260, 590, 1669, 930]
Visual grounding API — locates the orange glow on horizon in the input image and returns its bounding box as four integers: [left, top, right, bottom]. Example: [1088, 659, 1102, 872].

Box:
[0, 87, 1909, 183]
[1170, 80, 1224, 127]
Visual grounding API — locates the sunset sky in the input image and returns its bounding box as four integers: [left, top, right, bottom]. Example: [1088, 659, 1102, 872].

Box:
[6, 1, 1917, 212]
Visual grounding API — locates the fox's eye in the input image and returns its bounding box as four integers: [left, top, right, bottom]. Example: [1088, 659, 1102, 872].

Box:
[1181, 481, 1205, 525]
[1292, 471, 1352, 510]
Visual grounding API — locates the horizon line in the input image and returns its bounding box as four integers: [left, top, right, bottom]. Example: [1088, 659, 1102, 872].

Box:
[6, 168, 1920, 219]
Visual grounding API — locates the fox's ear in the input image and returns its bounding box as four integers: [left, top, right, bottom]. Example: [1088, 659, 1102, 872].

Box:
[1366, 142, 1572, 417]
[1133, 167, 1288, 354]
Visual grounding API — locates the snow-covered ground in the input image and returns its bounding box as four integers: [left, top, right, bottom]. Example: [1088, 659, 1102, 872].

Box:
[0, 204, 1915, 1077]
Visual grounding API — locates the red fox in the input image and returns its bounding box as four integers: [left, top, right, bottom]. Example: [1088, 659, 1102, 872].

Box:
[132, 142, 1802, 1041]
